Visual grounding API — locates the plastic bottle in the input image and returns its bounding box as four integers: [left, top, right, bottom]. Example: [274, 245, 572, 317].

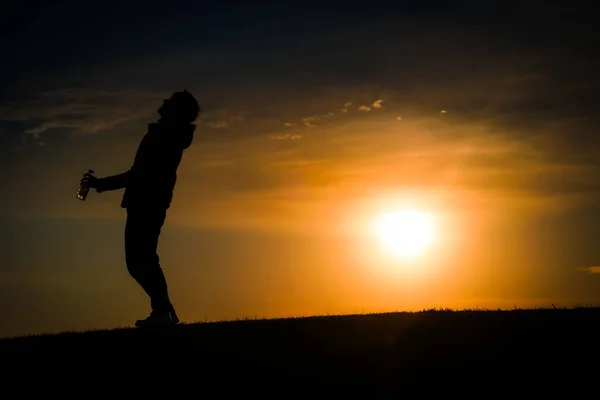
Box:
[77, 169, 95, 201]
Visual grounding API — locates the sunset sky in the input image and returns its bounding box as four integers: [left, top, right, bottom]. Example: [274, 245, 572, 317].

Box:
[1, 1, 599, 338]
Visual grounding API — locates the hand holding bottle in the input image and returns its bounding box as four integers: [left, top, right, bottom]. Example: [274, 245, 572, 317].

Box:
[77, 169, 97, 201]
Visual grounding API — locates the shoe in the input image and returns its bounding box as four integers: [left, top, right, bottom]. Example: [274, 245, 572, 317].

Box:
[170, 309, 180, 324]
[135, 310, 180, 328]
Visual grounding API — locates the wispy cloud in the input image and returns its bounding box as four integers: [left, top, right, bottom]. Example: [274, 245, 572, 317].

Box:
[340, 102, 352, 113]
[578, 266, 600, 274]
[207, 120, 230, 129]
[202, 108, 246, 131]
[7, 91, 334, 142]
[0, 88, 167, 138]
[296, 113, 337, 129]
[270, 133, 302, 140]
[358, 105, 371, 112]
[302, 117, 318, 128]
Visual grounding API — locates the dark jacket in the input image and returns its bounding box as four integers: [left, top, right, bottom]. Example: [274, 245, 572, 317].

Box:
[97, 121, 195, 210]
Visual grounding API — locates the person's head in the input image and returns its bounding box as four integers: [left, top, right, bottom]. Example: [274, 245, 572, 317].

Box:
[158, 90, 201, 124]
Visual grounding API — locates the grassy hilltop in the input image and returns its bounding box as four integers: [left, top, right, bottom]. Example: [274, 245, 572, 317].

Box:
[1, 307, 599, 392]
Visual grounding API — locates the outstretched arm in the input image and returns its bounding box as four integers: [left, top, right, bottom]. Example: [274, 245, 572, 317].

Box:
[83, 170, 131, 193]
[96, 170, 130, 192]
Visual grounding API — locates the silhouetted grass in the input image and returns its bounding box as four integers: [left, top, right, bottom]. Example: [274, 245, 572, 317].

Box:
[1, 306, 599, 392]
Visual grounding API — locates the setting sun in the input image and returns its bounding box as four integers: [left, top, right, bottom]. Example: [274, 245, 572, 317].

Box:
[370, 209, 436, 260]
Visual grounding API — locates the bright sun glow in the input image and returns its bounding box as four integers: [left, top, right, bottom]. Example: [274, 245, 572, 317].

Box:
[371, 209, 436, 260]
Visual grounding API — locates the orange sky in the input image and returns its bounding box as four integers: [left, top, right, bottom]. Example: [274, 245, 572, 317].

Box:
[1, 2, 599, 337]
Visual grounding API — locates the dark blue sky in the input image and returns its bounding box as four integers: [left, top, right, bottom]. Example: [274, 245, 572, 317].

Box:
[2, 1, 596, 96]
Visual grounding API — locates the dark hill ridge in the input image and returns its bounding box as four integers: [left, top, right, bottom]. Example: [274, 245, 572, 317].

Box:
[1, 307, 599, 391]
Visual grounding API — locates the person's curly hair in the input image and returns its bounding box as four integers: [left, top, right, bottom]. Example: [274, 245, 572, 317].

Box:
[169, 90, 201, 124]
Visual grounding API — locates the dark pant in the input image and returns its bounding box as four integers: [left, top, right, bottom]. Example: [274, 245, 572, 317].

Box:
[124, 207, 174, 314]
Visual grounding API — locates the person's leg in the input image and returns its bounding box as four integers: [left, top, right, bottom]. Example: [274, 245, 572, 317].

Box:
[125, 208, 177, 324]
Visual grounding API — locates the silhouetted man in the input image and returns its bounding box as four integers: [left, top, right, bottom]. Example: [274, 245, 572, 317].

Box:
[81, 90, 200, 328]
